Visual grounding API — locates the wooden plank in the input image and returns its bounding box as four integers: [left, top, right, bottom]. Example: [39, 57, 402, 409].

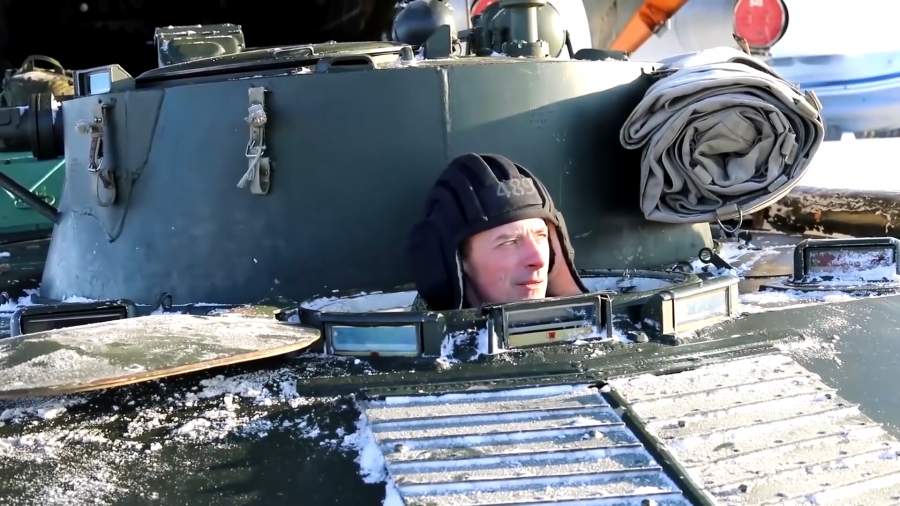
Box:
[0, 314, 320, 398]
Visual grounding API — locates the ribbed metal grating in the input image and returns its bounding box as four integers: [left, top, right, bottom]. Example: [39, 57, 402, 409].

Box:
[611, 353, 900, 505]
[362, 385, 690, 506]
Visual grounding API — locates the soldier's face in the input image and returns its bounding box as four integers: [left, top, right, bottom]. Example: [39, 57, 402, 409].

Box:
[462, 218, 550, 306]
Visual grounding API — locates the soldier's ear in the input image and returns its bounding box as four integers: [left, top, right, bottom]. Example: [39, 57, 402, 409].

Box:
[546, 223, 585, 297]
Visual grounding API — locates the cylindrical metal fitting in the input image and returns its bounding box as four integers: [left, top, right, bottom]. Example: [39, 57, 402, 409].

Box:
[0, 93, 63, 160]
[502, 0, 546, 44]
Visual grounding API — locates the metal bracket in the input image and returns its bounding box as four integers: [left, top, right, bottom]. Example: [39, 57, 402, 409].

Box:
[698, 247, 734, 271]
[237, 87, 270, 195]
[75, 100, 117, 206]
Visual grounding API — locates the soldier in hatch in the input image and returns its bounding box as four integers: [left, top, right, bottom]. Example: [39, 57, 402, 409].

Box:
[409, 153, 586, 309]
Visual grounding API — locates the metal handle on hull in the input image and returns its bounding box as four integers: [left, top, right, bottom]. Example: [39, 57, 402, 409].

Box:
[76, 100, 117, 206]
[237, 87, 271, 195]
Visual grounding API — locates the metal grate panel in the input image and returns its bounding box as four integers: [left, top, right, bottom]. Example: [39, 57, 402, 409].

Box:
[611, 353, 900, 505]
[362, 384, 690, 505]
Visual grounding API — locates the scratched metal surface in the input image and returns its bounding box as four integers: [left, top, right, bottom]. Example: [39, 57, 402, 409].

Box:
[363, 384, 690, 505]
[612, 353, 900, 505]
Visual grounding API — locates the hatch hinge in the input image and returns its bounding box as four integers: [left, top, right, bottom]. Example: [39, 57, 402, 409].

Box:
[237, 86, 271, 195]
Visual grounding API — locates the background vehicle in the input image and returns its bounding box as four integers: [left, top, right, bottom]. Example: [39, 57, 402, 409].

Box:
[632, 0, 900, 140]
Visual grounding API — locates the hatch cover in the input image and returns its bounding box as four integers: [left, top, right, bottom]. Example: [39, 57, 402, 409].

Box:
[611, 354, 900, 505]
[361, 384, 690, 505]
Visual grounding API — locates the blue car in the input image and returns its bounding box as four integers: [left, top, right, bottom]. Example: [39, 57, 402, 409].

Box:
[770, 50, 900, 139]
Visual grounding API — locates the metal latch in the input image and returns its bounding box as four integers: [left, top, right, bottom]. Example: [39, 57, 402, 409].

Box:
[75, 100, 117, 206]
[237, 87, 271, 195]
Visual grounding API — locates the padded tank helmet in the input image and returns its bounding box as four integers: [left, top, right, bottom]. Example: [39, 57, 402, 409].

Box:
[408, 153, 586, 310]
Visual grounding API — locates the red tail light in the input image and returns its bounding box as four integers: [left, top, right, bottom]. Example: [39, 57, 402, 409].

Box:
[733, 0, 788, 49]
[472, 0, 499, 17]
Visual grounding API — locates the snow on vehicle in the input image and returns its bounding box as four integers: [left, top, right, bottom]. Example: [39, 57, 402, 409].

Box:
[0, 2, 898, 505]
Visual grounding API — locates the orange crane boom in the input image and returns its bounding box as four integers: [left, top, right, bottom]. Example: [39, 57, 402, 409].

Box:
[609, 0, 689, 53]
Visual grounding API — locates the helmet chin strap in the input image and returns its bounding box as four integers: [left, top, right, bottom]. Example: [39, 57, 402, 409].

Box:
[546, 223, 585, 297]
[459, 253, 482, 308]
[461, 271, 486, 308]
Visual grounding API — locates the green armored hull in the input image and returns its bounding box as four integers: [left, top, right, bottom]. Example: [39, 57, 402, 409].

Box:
[0, 152, 62, 236]
[40, 44, 709, 306]
[0, 152, 63, 297]
[2, 4, 899, 505]
[2, 262, 900, 505]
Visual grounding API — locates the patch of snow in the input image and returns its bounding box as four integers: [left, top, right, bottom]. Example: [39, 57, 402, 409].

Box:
[0, 288, 38, 312]
[439, 329, 474, 363]
[475, 327, 491, 356]
[340, 408, 407, 505]
[776, 334, 844, 365]
[342, 410, 387, 484]
[37, 406, 68, 420]
[434, 356, 455, 370]
[581, 276, 674, 293]
[740, 289, 858, 314]
[193, 370, 313, 410]
[383, 479, 404, 506]
[437, 326, 493, 362]
[803, 248, 900, 283]
[0, 397, 86, 423]
[880, 448, 900, 460]
[302, 290, 417, 312]
[1, 348, 129, 389]
[61, 295, 96, 303]
[124, 409, 168, 438]
[0, 376, 341, 506]
[802, 267, 900, 284]
[380, 384, 591, 406]
[2, 366, 335, 462]
[296, 419, 321, 439]
[175, 416, 214, 437]
[197, 374, 267, 401]
[0, 251, 10, 258]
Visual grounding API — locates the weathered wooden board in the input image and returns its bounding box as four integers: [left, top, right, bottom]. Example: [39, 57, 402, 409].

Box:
[0, 314, 320, 398]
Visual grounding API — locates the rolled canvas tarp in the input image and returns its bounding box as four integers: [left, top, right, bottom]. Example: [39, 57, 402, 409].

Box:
[621, 47, 824, 224]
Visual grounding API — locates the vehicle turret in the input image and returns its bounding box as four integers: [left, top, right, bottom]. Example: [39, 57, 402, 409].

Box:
[6, 6, 899, 506]
[28, 15, 712, 307]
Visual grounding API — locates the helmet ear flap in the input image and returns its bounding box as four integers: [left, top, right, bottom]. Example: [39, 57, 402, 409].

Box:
[408, 219, 462, 310]
[547, 226, 556, 273]
[546, 213, 588, 297]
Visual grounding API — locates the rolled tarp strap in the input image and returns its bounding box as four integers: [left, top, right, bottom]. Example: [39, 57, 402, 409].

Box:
[620, 47, 824, 223]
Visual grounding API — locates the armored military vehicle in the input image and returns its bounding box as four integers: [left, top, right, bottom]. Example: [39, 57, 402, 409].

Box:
[0, 55, 70, 302]
[1, 1, 899, 505]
